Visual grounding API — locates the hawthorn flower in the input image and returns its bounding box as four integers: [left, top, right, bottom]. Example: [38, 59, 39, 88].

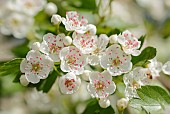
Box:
[62, 11, 88, 34]
[123, 67, 148, 99]
[20, 50, 53, 84]
[72, 32, 98, 54]
[87, 70, 116, 98]
[59, 46, 87, 75]
[59, 72, 81, 94]
[40, 33, 67, 62]
[100, 44, 132, 76]
[162, 61, 170, 75]
[0, 12, 34, 39]
[13, 0, 46, 16]
[88, 34, 109, 65]
[118, 30, 141, 56]
[145, 58, 162, 79]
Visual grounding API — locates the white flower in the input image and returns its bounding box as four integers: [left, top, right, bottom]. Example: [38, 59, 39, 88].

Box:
[146, 58, 162, 79]
[59, 46, 87, 75]
[20, 50, 54, 84]
[40, 33, 66, 62]
[31, 42, 40, 51]
[99, 98, 111, 108]
[13, 0, 46, 16]
[45, 2, 57, 16]
[51, 14, 61, 25]
[0, 12, 34, 39]
[123, 67, 148, 99]
[62, 11, 88, 34]
[109, 34, 118, 44]
[116, 98, 128, 111]
[20, 74, 29, 86]
[59, 72, 81, 94]
[118, 30, 141, 56]
[162, 61, 170, 75]
[72, 32, 98, 54]
[88, 34, 109, 65]
[87, 70, 116, 98]
[100, 44, 132, 76]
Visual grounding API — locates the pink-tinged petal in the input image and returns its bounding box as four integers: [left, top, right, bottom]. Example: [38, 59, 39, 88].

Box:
[26, 50, 41, 60]
[25, 72, 40, 84]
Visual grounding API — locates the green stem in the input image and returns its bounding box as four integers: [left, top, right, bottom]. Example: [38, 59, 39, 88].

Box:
[118, 110, 124, 114]
[53, 66, 61, 76]
[67, 31, 73, 36]
[56, 22, 61, 34]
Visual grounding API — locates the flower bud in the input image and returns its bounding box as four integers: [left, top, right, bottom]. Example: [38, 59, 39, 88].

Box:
[51, 14, 61, 25]
[99, 98, 110, 108]
[109, 34, 118, 44]
[31, 42, 40, 51]
[20, 75, 29, 86]
[86, 24, 96, 35]
[63, 36, 72, 45]
[116, 98, 128, 111]
[45, 2, 58, 16]
[81, 70, 91, 81]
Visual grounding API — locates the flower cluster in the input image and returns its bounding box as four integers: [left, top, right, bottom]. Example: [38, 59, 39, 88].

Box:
[20, 11, 170, 108]
[0, 0, 57, 39]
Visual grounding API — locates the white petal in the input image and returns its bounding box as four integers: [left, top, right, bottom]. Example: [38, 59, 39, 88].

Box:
[105, 82, 116, 94]
[25, 72, 40, 84]
[162, 61, 170, 75]
[20, 59, 28, 73]
[101, 70, 112, 81]
[131, 50, 141, 56]
[60, 61, 71, 72]
[88, 55, 100, 66]
[99, 98, 110, 108]
[59, 47, 69, 61]
[100, 55, 110, 68]
[97, 34, 109, 51]
[89, 71, 99, 82]
[49, 53, 60, 62]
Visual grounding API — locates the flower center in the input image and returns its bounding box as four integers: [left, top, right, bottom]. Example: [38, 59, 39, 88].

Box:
[94, 80, 105, 91]
[50, 45, 61, 54]
[25, 2, 33, 8]
[32, 63, 41, 72]
[132, 80, 140, 89]
[112, 58, 120, 66]
[11, 18, 19, 26]
[66, 55, 76, 65]
[65, 79, 76, 90]
[93, 48, 100, 54]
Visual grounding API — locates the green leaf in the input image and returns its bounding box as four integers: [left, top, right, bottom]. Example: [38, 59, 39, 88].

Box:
[42, 70, 58, 93]
[130, 85, 170, 113]
[0, 58, 23, 77]
[80, 0, 96, 10]
[138, 35, 146, 50]
[131, 47, 156, 67]
[83, 99, 115, 114]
